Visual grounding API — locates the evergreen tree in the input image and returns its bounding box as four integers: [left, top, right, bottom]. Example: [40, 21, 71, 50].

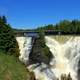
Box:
[0, 16, 19, 56]
[2, 16, 7, 23]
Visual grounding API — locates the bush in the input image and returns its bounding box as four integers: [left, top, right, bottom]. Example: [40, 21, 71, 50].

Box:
[42, 46, 53, 61]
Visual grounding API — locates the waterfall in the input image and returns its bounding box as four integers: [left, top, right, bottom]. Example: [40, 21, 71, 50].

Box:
[45, 36, 80, 80]
[16, 36, 56, 80]
[16, 37, 32, 64]
[16, 36, 80, 80]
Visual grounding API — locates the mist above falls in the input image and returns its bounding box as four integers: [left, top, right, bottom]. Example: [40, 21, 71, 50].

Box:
[16, 36, 80, 80]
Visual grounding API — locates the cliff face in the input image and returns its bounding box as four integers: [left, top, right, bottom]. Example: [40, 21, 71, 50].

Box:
[29, 38, 46, 64]
[29, 72, 36, 80]
[29, 37, 53, 65]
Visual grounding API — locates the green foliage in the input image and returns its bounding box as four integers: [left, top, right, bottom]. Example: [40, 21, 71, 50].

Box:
[0, 52, 31, 80]
[0, 16, 19, 56]
[42, 46, 53, 62]
[2, 16, 7, 24]
[29, 31, 53, 65]
[36, 20, 80, 34]
[39, 32, 53, 64]
[13, 19, 80, 34]
[36, 24, 54, 31]
[38, 32, 45, 47]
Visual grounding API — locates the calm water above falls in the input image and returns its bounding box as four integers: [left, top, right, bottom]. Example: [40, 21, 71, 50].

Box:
[16, 36, 80, 80]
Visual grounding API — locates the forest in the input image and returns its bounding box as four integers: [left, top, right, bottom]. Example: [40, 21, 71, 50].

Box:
[36, 20, 80, 34]
[14, 20, 80, 35]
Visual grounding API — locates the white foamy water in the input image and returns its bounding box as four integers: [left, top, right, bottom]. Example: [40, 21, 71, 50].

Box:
[16, 37, 32, 64]
[45, 36, 80, 80]
[16, 36, 80, 80]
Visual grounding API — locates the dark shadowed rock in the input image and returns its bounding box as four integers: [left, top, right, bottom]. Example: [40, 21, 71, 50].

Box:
[29, 37, 53, 65]
[77, 60, 80, 80]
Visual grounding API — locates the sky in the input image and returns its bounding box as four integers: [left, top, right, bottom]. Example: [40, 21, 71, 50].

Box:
[0, 0, 80, 29]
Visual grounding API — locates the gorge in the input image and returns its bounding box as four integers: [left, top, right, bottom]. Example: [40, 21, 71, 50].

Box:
[16, 35, 80, 80]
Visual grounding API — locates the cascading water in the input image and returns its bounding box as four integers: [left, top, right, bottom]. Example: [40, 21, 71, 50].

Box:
[16, 37, 32, 64]
[45, 36, 80, 80]
[16, 36, 80, 80]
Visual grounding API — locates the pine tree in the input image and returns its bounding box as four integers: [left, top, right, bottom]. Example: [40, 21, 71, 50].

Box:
[0, 16, 19, 56]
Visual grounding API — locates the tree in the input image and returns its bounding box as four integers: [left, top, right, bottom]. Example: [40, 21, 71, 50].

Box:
[58, 20, 71, 32]
[2, 16, 7, 23]
[0, 16, 19, 56]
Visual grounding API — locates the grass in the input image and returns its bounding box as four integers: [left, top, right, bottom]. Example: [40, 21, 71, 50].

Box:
[0, 52, 30, 80]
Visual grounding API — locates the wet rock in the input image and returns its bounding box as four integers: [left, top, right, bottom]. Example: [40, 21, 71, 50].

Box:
[29, 37, 53, 65]
[29, 71, 36, 80]
[77, 60, 80, 80]
[60, 73, 72, 80]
